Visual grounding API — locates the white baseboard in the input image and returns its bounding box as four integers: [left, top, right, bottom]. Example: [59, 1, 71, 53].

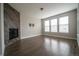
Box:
[21, 34, 41, 39]
[43, 34, 76, 40]
[21, 34, 76, 40]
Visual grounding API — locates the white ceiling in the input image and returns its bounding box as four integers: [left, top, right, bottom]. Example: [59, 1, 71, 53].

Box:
[10, 3, 78, 19]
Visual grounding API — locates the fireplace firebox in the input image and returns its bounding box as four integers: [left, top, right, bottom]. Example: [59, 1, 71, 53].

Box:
[9, 28, 18, 40]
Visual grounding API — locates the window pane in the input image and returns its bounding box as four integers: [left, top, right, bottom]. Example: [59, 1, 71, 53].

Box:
[51, 25, 57, 32]
[44, 20, 50, 32]
[59, 16, 68, 24]
[44, 20, 49, 26]
[51, 19, 57, 32]
[51, 19, 57, 25]
[59, 24, 68, 33]
[59, 16, 69, 33]
[45, 26, 49, 32]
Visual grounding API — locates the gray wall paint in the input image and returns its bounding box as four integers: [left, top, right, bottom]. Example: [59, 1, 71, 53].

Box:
[42, 9, 77, 39]
[1, 3, 5, 56]
[0, 3, 4, 56]
[77, 4, 79, 34]
[20, 15, 41, 39]
[0, 3, 2, 55]
[9, 4, 42, 39]
[77, 4, 79, 46]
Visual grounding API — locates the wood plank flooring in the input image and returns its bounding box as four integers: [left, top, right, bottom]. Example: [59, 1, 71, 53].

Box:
[4, 35, 79, 56]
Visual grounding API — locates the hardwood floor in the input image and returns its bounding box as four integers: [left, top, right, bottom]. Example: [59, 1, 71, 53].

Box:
[4, 35, 79, 56]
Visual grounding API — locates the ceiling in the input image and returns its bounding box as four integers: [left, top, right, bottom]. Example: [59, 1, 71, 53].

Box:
[10, 3, 78, 19]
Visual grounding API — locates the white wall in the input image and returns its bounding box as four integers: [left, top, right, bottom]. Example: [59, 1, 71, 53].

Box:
[20, 13, 41, 39]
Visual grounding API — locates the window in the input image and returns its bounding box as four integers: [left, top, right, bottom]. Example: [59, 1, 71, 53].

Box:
[44, 20, 50, 32]
[51, 19, 57, 32]
[59, 16, 69, 33]
[43, 16, 69, 33]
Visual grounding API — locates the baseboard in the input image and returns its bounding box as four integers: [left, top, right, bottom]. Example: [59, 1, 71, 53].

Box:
[21, 34, 76, 40]
[21, 34, 41, 39]
[43, 34, 76, 40]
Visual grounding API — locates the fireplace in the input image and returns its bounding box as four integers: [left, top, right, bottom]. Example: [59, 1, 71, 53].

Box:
[9, 28, 18, 40]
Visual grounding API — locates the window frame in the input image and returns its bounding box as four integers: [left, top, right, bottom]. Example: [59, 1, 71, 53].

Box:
[59, 16, 69, 33]
[44, 20, 50, 32]
[43, 16, 69, 33]
[50, 18, 58, 32]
